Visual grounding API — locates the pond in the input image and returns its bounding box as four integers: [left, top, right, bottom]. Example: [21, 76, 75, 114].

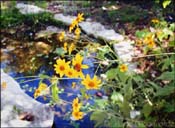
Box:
[1, 25, 101, 128]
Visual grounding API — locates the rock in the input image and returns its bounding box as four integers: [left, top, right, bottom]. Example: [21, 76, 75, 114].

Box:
[54, 13, 124, 42]
[16, 3, 48, 14]
[54, 13, 76, 25]
[1, 69, 54, 127]
[113, 40, 137, 71]
[35, 41, 52, 55]
[35, 26, 61, 39]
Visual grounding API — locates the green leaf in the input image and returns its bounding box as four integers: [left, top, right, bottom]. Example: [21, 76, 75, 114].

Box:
[106, 68, 118, 79]
[54, 48, 66, 56]
[135, 29, 150, 38]
[124, 79, 133, 100]
[111, 92, 123, 104]
[90, 111, 107, 127]
[155, 83, 175, 97]
[137, 122, 146, 128]
[118, 70, 129, 83]
[120, 100, 131, 117]
[142, 103, 152, 118]
[107, 117, 123, 127]
[147, 81, 160, 90]
[169, 23, 175, 31]
[164, 102, 175, 113]
[169, 40, 175, 47]
[157, 71, 174, 81]
[162, 0, 171, 8]
[162, 28, 174, 38]
[97, 46, 110, 59]
[95, 99, 108, 109]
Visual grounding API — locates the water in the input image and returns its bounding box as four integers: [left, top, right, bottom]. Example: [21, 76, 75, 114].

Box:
[1, 56, 97, 127]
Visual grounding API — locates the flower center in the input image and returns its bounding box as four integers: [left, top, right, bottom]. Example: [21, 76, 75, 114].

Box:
[68, 71, 72, 76]
[74, 112, 79, 117]
[88, 81, 95, 87]
[75, 63, 81, 72]
[74, 103, 78, 107]
[59, 66, 65, 71]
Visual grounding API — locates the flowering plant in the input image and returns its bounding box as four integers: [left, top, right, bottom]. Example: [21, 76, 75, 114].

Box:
[29, 13, 175, 127]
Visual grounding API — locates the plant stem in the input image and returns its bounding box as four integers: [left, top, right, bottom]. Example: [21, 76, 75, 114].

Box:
[132, 52, 175, 59]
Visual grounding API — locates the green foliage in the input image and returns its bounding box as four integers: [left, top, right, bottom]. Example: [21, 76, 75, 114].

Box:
[1, 5, 64, 29]
[107, 6, 148, 23]
[155, 83, 175, 97]
[90, 111, 107, 127]
[162, 0, 171, 8]
[0, 7, 25, 28]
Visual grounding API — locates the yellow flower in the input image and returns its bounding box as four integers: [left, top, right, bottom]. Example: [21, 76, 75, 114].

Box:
[68, 43, 75, 55]
[144, 34, 156, 48]
[76, 13, 84, 23]
[72, 97, 81, 111]
[81, 74, 101, 90]
[65, 67, 78, 78]
[58, 31, 65, 42]
[69, 24, 75, 33]
[54, 59, 70, 77]
[147, 40, 156, 48]
[135, 40, 142, 47]
[74, 27, 81, 39]
[69, 19, 78, 33]
[72, 54, 89, 78]
[119, 64, 128, 72]
[151, 18, 159, 24]
[74, 27, 81, 35]
[72, 110, 84, 120]
[63, 42, 68, 51]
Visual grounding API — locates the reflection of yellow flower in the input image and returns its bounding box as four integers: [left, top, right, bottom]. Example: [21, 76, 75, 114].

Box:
[84, 93, 90, 100]
[38, 83, 48, 91]
[54, 59, 70, 77]
[151, 18, 159, 24]
[119, 64, 128, 72]
[34, 89, 40, 99]
[63, 42, 68, 51]
[58, 31, 65, 42]
[72, 82, 76, 88]
[81, 74, 101, 90]
[72, 97, 84, 120]
[76, 13, 84, 23]
[72, 54, 89, 78]
[69, 43, 75, 55]
[72, 97, 81, 111]
[1, 82, 7, 89]
[65, 67, 78, 78]
[72, 110, 84, 120]
[34, 83, 49, 99]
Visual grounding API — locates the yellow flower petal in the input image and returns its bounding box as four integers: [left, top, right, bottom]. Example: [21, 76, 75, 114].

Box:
[81, 74, 101, 90]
